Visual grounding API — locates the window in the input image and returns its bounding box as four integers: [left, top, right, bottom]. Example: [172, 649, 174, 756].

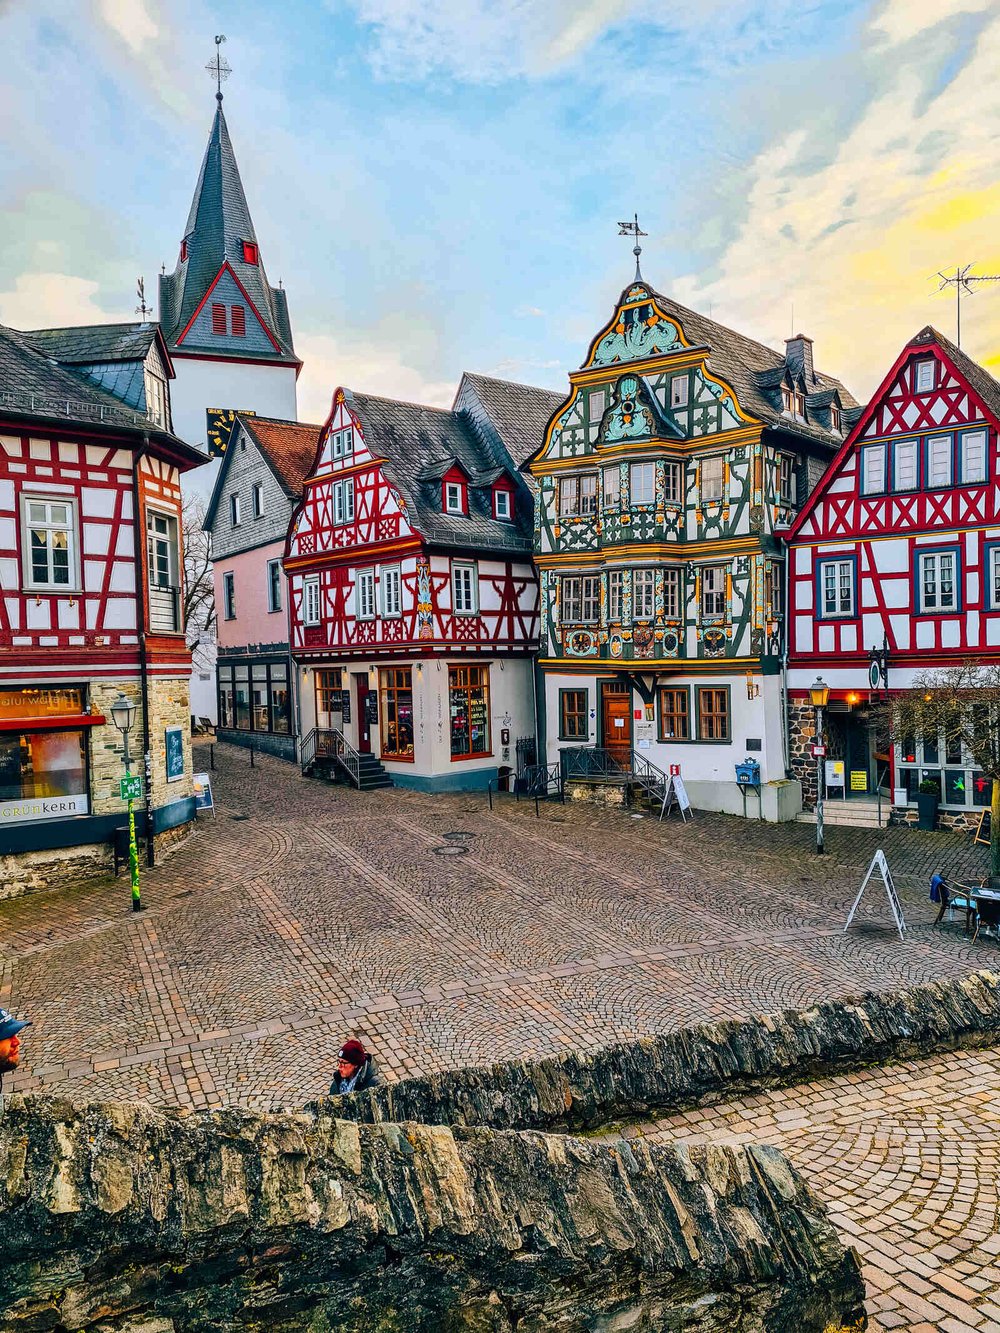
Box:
[861, 444, 886, 495]
[663, 461, 683, 504]
[588, 389, 605, 425]
[494, 488, 511, 520]
[559, 476, 574, 515]
[0, 729, 87, 814]
[697, 687, 730, 741]
[961, 429, 987, 484]
[211, 303, 227, 335]
[218, 665, 233, 728]
[452, 561, 477, 615]
[633, 569, 655, 620]
[21, 496, 77, 590]
[179, 238, 188, 263]
[893, 439, 918, 491]
[333, 478, 355, 525]
[252, 482, 264, 519]
[380, 667, 414, 760]
[608, 570, 623, 621]
[764, 563, 783, 618]
[819, 558, 854, 618]
[303, 574, 320, 626]
[356, 568, 375, 619]
[662, 567, 680, 618]
[146, 510, 179, 632]
[918, 550, 958, 613]
[559, 689, 589, 740]
[658, 687, 689, 741]
[267, 559, 282, 613]
[830, 404, 842, 433]
[315, 669, 343, 729]
[251, 663, 268, 730]
[603, 467, 619, 509]
[144, 372, 167, 428]
[989, 548, 1000, 611]
[380, 564, 401, 617]
[449, 665, 490, 759]
[269, 663, 290, 734]
[778, 455, 795, 504]
[579, 473, 597, 514]
[792, 389, 806, 416]
[230, 493, 241, 526]
[242, 240, 258, 264]
[230, 305, 246, 337]
[559, 474, 597, 516]
[926, 435, 952, 488]
[670, 376, 689, 409]
[223, 572, 236, 621]
[561, 575, 599, 622]
[701, 565, 727, 618]
[701, 456, 724, 502]
[445, 481, 465, 514]
[629, 461, 655, 505]
[331, 428, 355, 459]
[781, 384, 793, 412]
[233, 665, 250, 729]
[915, 358, 936, 393]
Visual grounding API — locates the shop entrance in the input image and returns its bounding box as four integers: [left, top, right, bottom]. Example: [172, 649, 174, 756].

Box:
[601, 681, 632, 767]
[354, 674, 372, 754]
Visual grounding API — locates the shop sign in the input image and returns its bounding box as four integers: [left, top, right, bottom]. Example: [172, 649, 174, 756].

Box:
[0, 793, 89, 823]
[0, 687, 84, 719]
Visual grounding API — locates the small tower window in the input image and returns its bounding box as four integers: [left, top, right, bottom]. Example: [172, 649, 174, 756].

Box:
[230, 305, 246, 337]
[830, 404, 842, 433]
[179, 239, 188, 263]
[211, 303, 227, 335]
[242, 241, 259, 264]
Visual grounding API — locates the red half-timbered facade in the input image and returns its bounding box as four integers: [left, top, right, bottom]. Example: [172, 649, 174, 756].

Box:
[0, 324, 205, 885]
[285, 374, 561, 791]
[787, 325, 1000, 822]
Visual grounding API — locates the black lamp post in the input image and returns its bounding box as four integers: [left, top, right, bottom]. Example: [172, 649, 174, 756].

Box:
[111, 693, 142, 911]
[810, 676, 830, 855]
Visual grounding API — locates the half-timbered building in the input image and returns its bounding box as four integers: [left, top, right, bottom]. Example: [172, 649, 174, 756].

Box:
[787, 326, 1000, 826]
[528, 273, 858, 816]
[0, 323, 205, 890]
[285, 374, 560, 790]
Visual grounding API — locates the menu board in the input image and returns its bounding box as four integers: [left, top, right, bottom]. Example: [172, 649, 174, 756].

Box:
[165, 726, 185, 782]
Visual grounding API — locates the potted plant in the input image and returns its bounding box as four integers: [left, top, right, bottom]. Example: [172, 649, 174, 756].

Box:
[916, 778, 940, 831]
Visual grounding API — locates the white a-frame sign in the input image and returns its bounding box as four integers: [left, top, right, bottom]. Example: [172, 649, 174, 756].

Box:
[844, 849, 906, 941]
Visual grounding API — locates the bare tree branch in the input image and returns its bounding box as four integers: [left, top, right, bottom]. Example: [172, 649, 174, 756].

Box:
[183, 498, 216, 674]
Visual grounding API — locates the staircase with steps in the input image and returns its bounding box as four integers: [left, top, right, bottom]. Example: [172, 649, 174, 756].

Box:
[796, 797, 890, 830]
[301, 728, 393, 791]
[351, 753, 394, 791]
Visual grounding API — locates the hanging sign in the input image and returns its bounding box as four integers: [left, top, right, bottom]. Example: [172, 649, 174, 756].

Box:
[811, 744, 826, 758]
[844, 849, 906, 941]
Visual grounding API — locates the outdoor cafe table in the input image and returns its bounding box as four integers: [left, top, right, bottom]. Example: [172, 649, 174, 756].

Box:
[953, 883, 1000, 936]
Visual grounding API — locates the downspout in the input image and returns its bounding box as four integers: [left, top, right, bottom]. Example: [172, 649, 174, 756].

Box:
[781, 535, 792, 778]
[133, 440, 155, 867]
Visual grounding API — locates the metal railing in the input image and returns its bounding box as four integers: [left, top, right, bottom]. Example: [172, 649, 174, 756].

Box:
[332, 729, 362, 789]
[0, 387, 161, 429]
[629, 751, 670, 807]
[489, 761, 564, 816]
[560, 746, 631, 780]
[300, 727, 363, 788]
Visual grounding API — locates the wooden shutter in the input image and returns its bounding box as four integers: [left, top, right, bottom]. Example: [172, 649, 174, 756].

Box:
[211, 303, 227, 335]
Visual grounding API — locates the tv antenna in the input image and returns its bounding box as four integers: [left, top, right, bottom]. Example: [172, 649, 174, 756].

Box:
[618, 214, 648, 282]
[206, 35, 231, 104]
[937, 264, 1000, 347]
[136, 277, 152, 319]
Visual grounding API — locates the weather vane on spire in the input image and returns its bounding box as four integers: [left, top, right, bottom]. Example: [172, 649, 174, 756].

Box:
[618, 214, 648, 282]
[206, 35, 231, 104]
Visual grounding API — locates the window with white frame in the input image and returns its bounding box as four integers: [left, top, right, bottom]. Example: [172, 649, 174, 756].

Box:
[445, 481, 464, 513]
[701, 565, 727, 618]
[356, 568, 375, 619]
[146, 510, 180, 633]
[926, 435, 952, 488]
[778, 454, 795, 504]
[330, 427, 354, 459]
[894, 439, 918, 491]
[663, 460, 683, 504]
[792, 389, 806, 417]
[222, 571, 236, 621]
[333, 477, 355, 525]
[701, 456, 724, 502]
[629, 461, 655, 505]
[608, 569, 623, 621]
[662, 567, 680, 618]
[380, 564, 401, 617]
[561, 575, 599, 622]
[303, 574, 320, 626]
[452, 561, 477, 615]
[267, 559, 282, 613]
[230, 492, 241, 526]
[144, 372, 168, 428]
[603, 467, 620, 509]
[918, 549, 958, 613]
[21, 495, 77, 590]
[494, 488, 511, 520]
[989, 548, 1000, 611]
[559, 473, 597, 516]
[914, 358, 936, 393]
[670, 376, 689, 409]
[588, 389, 605, 426]
[819, 558, 854, 618]
[961, 429, 987, 484]
[781, 384, 793, 412]
[861, 444, 886, 494]
[633, 569, 655, 620]
[252, 482, 264, 519]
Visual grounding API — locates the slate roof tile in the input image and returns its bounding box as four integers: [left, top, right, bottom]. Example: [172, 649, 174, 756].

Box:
[21, 322, 160, 365]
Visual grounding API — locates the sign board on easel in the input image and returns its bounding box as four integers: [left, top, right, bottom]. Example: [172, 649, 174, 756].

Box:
[193, 772, 216, 818]
[659, 774, 693, 823]
[844, 849, 906, 941]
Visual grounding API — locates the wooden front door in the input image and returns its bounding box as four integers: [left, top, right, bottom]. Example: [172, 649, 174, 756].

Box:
[602, 683, 632, 767]
[355, 674, 371, 754]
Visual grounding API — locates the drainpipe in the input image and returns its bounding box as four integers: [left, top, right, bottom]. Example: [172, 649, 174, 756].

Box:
[781, 543, 792, 778]
[133, 440, 155, 867]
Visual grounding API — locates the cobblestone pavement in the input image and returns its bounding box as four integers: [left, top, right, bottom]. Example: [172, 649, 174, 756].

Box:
[2, 743, 998, 1328]
[623, 1046, 1000, 1333]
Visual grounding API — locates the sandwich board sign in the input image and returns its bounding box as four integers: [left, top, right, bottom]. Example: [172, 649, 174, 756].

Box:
[193, 772, 215, 818]
[659, 774, 693, 823]
[844, 849, 906, 941]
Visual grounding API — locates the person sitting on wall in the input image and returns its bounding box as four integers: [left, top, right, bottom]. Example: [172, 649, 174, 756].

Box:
[329, 1038, 383, 1096]
[0, 1007, 30, 1093]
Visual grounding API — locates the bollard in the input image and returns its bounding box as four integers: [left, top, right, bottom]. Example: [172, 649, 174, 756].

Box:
[250, 743, 255, 768]
[210, 743, 215, 770]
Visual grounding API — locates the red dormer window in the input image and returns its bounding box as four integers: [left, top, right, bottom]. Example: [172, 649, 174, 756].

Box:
[179, 238, 188, 263]
[230, 305, 246, 337]
[444, 481, 465, 514]
[211, 303, 227, 335]
[242, 241, 259, 264]
[493, 486, 512, 520]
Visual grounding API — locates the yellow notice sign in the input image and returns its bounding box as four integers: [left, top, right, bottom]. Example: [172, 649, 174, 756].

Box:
[850, 770, 868, 792]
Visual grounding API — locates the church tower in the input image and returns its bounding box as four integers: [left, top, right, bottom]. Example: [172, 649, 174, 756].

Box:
[158, 75, 300, 463]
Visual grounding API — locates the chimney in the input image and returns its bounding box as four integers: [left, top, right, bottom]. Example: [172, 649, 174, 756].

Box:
[785, 333, 814, 387]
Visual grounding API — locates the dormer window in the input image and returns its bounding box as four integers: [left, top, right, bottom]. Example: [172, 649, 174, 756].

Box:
[242, 241, 259, 265]
[179, 239, 188, 263]
[830, 404, 842, 433]
[494, 488, 512, 520]
[915, 358, 936, 393]
[781, 385, 793, 412]
[444, 481, 465, 514]
[792, 389, 806, 417]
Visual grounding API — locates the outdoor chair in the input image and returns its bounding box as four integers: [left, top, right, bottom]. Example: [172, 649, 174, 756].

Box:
[972, 897, 1000, 944]
[935, 882, 979, 925]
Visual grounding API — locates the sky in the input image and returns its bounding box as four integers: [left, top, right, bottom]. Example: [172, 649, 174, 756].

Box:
[1, 0, 999, 427]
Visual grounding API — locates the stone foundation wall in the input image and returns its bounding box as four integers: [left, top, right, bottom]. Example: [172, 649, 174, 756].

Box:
[0, 823, 193, 901]
[564, 777, 629, 806]
[789, 698, 820, 807]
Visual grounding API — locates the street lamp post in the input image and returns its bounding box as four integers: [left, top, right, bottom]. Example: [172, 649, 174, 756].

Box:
[111, 694, 142, 912]
[810, 676, 831, 855]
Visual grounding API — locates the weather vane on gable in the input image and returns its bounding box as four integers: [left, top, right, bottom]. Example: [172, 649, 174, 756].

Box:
[135, 277, 152, 319]
[206, 35, 231, 104]
[618, 215, 648, 282]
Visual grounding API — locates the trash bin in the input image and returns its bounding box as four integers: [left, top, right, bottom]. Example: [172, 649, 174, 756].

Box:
[112, 825, 130, 876]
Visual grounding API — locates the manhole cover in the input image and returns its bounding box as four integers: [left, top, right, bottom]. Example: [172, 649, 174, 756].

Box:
[444, 831, 473, 840]
[433, 845, 469, 856]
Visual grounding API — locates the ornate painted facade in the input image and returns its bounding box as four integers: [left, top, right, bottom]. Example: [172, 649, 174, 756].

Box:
[530, 278, 858, 816]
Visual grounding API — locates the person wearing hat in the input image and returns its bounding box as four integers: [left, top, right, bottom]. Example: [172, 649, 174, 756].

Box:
[329, 1037, 383, 1096]
[0, 1008, 30, 1092]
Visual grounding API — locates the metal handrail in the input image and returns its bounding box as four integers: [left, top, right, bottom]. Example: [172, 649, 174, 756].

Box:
[0, 387, 161, 428]
[300, 728, 318, 771]
[560, 746, 630, 780]
[630, 751, 670, 804]
[332, 729, 362, 789]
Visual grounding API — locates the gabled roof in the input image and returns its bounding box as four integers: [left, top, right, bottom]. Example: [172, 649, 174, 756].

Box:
[454, 372, 564, 468]
[915, 325, 1000, 423]
[203, 414, 320, 531]
[158, 105, 297, 364]
[21, 322, 173, 373]
[0, 323, 204, 468]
